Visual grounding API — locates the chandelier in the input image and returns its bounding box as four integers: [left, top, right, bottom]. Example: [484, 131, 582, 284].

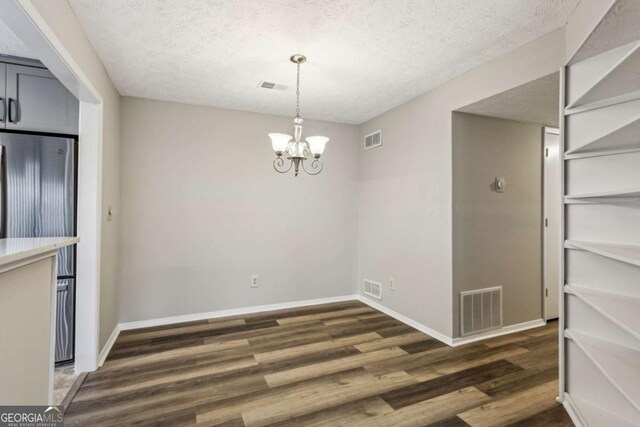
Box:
[269, 54, 329, 176]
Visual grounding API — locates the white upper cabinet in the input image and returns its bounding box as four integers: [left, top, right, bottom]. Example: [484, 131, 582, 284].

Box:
[4, 63, 79, 135]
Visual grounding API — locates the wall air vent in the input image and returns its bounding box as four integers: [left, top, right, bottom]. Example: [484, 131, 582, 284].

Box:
[259, 81, 277, 89]
[460, 286, 502, 336]
[364, 130, 382, 150]
[364, 279, 382, 300]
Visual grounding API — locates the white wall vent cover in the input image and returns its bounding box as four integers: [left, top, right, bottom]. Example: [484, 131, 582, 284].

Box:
[460, 286, 502, 336]
[364, 279, 382, 300]
[364, 130, 382, 150]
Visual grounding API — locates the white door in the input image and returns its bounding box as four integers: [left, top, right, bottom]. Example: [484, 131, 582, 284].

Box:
[543, 128, 560, 320]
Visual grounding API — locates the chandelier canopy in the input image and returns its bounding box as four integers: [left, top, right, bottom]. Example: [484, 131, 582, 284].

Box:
[269, 54, 329, 176]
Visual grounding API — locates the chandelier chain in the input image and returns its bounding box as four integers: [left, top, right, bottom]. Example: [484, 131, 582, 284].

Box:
[269, 54, 327, 177]
[296, 61, 301, 118]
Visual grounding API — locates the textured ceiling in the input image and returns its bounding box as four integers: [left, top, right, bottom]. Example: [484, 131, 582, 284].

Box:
[570, 0, 640, 64]
[69, 0, 578, 124]
[458, 73, 560, 127]
[0, 18, 33, 58]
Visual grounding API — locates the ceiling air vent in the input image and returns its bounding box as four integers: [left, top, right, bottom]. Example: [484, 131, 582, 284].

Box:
[364, 130, 382, 150]
[259, 81, 277, 89]
[460, 286, 502, 337]
[364, 279, 382, 300]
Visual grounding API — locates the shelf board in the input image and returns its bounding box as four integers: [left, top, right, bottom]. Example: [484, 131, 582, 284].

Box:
[565, 285, 640, 342]
[567, 41, 640, 111]
[566, 393, 639, 427]
[565, 114, 640, 158]
[565, 240, 640, 268]
[565, 118, 640, 160]
[566, 89, 640, 116]
[564, 147, 640, 160]
[565, 329, 640, 413]
[565, 188, 640, 203]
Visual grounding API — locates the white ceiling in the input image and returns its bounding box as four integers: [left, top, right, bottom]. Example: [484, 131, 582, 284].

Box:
[68, 0, 578, 124]
[458, 73, 560, 127]
[0, 18, 33, 58]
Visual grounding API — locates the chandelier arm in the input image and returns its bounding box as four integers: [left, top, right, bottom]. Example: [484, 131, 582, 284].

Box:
[273, 157, 293, 174]
[301, 158, 323, 175]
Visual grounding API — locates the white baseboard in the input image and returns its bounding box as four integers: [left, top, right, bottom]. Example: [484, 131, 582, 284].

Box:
[450, 318, 546, 346]
[118, 295, 359, 331]
[357, 294, 546, 347]
[356, 295, 454, 345]
[97, 324, 121, 367]
[110, 294, 546, 368]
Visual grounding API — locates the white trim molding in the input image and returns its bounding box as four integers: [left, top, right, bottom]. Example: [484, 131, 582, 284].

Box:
[357, 295, 454, 346]
[451, 318, 546, 346]
[96, 295, 550, 365]
[98, 325, 120, 368]
[358, 294, 546, 347]
[119, 295, 359, 331]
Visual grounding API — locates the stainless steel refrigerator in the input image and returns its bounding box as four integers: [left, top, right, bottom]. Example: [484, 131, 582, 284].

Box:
[0, 132, 77, 363]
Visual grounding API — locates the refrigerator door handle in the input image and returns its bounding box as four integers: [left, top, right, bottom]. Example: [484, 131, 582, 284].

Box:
[7, 98, 18, 123]
[0, 97, 4, 122]
[8, 98, 17, 124]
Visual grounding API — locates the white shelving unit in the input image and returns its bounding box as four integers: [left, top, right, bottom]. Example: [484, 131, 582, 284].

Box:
[566, 330, 640, 411]
[566, 41, 640, 110]
[564, 98, 640, 156]
[566, 394, 639, 427]
[561, 16, 640, 427]
[565, 285, 640, 341]
[565, 240, 640, 268]
[566, 90, 640, 115]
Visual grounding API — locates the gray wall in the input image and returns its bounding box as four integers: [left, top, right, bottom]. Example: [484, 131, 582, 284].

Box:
[118, 97, 359, 322]
[358, 29, 564, 338]
[452, 112, 543, 337]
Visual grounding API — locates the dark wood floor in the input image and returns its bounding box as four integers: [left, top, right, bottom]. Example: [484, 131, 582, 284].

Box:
[65, 301, 572, 426]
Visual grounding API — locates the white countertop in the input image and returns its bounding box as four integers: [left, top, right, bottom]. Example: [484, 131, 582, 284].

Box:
[0, 237, 79, 267]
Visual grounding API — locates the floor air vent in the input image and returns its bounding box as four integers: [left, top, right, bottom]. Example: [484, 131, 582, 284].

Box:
[364, 130, 382, 150]
[460, 286, 502, 336]
[364, 279, 382, 300]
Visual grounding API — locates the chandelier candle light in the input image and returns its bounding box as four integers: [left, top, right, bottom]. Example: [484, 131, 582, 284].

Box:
[269, 54, 329, 176]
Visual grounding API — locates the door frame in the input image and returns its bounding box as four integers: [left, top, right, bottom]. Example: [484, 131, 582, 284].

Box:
[0, 0, 104, 373]
[542, 126, 560, 321]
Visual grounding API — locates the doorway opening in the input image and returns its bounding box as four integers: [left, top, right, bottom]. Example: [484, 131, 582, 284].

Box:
[452, 71, 561, 340]
[0, 0, 104, 404]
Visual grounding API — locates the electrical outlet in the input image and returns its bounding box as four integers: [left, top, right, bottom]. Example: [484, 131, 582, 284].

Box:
[251, 275, 259, 288]
[389, 276, 395, 291]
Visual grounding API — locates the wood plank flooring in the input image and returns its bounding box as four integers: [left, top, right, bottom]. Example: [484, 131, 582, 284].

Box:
[65, 301, 573, 426]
